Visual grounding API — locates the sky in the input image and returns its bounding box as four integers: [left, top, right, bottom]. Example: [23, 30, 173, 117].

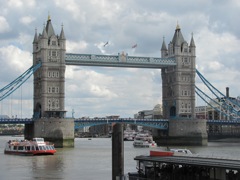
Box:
[0, 0, 240, 118]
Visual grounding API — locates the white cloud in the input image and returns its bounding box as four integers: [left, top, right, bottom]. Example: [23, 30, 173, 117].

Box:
[7, 0, 36, 8]
[0, 45, 32, 76]
[20, 16, 35, 25]
[0, 16, 10, 33]
[66, 40, 88, 53]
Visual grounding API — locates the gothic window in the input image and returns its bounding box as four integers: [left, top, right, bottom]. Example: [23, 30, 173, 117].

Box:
[52, 51, 57, 57]
[56, 72, 59, 77]
[48, 99, 51, 110]
[48, 87, 51, 93]
[52, 87, 55, 93]
[52, 41, 56, 46]
[52, 101, 55, 108]
[56, 87, 59, 93]
[56, 99, 59, 108]
[48, 72, 51, 77]
[52, 72, 55, 77]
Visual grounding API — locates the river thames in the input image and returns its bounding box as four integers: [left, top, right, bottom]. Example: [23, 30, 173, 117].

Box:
[1, 136, 240, 180]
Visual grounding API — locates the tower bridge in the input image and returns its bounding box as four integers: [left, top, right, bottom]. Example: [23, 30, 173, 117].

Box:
[2, 17, 209, 147]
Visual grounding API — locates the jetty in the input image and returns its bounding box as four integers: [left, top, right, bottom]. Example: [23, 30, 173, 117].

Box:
[128, 154, 240, 180]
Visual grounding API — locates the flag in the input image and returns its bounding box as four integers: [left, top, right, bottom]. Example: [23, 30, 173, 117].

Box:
[103, 41, 109, 47]
[132, 44, 137, 48]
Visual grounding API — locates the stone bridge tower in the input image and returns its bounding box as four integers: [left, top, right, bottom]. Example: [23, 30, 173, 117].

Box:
[161, 24, 196, 119]
[156, 24, 207, 146]
[24, 16, 74, 147]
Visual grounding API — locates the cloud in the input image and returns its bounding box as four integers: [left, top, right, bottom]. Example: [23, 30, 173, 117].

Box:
[20, 16, 35, 25]
[0, 16, 10, 33]
[0, 0, 239, 118]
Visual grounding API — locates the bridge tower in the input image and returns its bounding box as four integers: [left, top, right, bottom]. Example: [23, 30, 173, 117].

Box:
[156, 24, 207, 145]
[24, 16, 74, 147]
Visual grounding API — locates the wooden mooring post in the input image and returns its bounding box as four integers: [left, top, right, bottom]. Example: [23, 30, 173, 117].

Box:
[112, 123, 124, 180]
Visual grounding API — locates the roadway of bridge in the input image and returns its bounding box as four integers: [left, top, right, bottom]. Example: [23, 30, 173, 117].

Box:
[1, 118, 240, 126]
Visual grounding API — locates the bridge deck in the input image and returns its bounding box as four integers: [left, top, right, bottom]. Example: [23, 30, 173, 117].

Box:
[65, 53, 176, 68]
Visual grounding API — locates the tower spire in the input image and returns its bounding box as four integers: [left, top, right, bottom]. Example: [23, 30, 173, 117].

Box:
[190, 32, 195, 47]
[48, 12, 51, 21]
[176, 21, 180, 30]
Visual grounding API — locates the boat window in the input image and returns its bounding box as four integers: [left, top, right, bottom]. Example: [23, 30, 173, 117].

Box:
[32, 146, 35, 150]
[36, 146, 39, 151]
[13, 146, 17, 150]
[19, 146, 24, 150]
[39, 146, 43, 150]
[42, 146, 46, 150]
[26, 146, 31, 151]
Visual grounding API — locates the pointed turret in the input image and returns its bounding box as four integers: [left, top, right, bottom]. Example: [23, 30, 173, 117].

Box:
[172, 23, 185, 47]
[161, 37, 168, 57]
[189, 33, 196, 55]
[172, 23, 185, 55]
[190, 33, 195, 47]
[59, 25, 65, 40]
[33, 28, 38, 43]
[33, 29, 38, 53]
[42, 25, 48, 39]
[45, 15, 55, 38]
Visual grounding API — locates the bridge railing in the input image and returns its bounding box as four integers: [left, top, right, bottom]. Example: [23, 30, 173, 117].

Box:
[0, 118, 33, 124]
[2, 118, 240, 127]
[74, 118, 169, 129]
[65, 53, 176, 68]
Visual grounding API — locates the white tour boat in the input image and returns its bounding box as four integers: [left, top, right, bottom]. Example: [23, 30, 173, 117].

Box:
[170, 148, 192, 155]
[133, 133, 157, 148]
[4, 137, 56, 156]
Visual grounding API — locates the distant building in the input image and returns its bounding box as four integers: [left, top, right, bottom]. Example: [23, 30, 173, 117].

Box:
[195, 88, 240, 120]
[134, 104, 163, 119]
[0, 115, 10, 119]
[195, 106, 207, 119]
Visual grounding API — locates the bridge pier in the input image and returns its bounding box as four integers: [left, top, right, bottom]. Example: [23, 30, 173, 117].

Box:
[24, 118, 74, 148]
[155, 119, 208, 146]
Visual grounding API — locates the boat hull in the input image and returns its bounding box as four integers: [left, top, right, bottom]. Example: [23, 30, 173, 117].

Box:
[4, 150, 56, 156]
[150, 150, 174, 156]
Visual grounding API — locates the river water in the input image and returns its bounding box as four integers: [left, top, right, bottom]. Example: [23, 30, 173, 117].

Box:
[1, 136, 240, 180]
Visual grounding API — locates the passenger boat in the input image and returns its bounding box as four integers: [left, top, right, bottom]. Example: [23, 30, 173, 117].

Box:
[124, 128, 136, 141]
[149, 148, 192, 157]
[4, 137, 56, 156]
[170, 148, 192, 155]
[133, 133, 157, 148]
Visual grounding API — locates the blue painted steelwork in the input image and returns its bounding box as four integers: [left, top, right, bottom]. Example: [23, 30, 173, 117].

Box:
[1, 118, 240, 127]
[0, 118, 33, 124]
[207, 120, 240, 125]
[196, 69, 240, 119]
[74, 118, 169, 130]
[65, 53, 176, 68]
[0, 62, 41, 101]
[195, 86, 229, 118]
